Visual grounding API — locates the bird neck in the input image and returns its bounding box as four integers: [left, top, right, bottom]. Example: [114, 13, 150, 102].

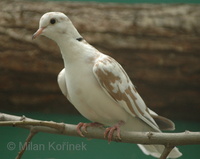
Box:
[57, 38, 80, 59]
[56, 36, 98, 66]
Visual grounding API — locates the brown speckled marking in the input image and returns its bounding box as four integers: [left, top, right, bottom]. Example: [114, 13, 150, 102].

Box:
[94, 57, 145, 116]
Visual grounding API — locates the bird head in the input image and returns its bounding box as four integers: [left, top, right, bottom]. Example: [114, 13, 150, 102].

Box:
[32, 12, 80, 42]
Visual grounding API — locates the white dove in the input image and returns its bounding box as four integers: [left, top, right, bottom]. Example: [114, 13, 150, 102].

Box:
[33, 12, 182, 158]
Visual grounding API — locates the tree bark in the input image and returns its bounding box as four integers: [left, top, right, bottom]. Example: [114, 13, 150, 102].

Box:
[0, 0, 200, 120]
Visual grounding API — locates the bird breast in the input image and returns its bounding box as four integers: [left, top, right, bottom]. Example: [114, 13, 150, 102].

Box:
[64, 61, 129, 126]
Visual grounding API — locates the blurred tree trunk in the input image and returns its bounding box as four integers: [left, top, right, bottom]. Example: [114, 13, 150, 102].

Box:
[0, 0, 200, 121]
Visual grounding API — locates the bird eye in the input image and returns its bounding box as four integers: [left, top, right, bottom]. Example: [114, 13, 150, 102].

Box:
[50, 18, 56, 24]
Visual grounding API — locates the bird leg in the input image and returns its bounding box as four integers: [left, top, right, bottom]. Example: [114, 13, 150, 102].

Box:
[76, 122, 104, 137]
[104, 121, 124, 142]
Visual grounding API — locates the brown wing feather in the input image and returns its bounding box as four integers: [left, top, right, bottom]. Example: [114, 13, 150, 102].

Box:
[151, 115, 175, 130]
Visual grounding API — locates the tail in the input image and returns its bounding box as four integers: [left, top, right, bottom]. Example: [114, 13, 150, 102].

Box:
[136, 110, 182, 158]
[138, 144, 182, 158]
[123, 109, 183, 158]
[132, 112, 182, 158]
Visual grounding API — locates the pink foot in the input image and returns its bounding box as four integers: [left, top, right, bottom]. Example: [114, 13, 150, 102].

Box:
[104, 121, 124, 142]
[77, 122, 103, 137]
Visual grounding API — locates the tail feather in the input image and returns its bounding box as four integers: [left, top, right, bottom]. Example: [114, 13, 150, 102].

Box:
[138, 144, 182, 158]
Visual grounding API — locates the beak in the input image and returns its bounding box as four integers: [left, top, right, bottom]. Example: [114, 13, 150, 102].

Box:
[32, 27, 45, 40]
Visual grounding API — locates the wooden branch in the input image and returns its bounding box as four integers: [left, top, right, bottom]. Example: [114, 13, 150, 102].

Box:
[1, 113, 200, 145]
[159, 146, 175, 159]
[1, 112, 200, 159]
[16, 131, 37, 159]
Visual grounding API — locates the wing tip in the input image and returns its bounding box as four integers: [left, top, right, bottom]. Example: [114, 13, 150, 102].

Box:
[152, 115, 175, 131]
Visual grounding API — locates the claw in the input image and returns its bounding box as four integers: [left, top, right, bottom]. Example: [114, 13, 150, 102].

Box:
[76, 122, 104, 137]
[104, 121, 124, 143]
[77, 122, 85, 137]
[82, 123, 89, 133]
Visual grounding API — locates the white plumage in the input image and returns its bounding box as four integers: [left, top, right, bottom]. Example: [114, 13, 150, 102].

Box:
[33, 12, 182, 158]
